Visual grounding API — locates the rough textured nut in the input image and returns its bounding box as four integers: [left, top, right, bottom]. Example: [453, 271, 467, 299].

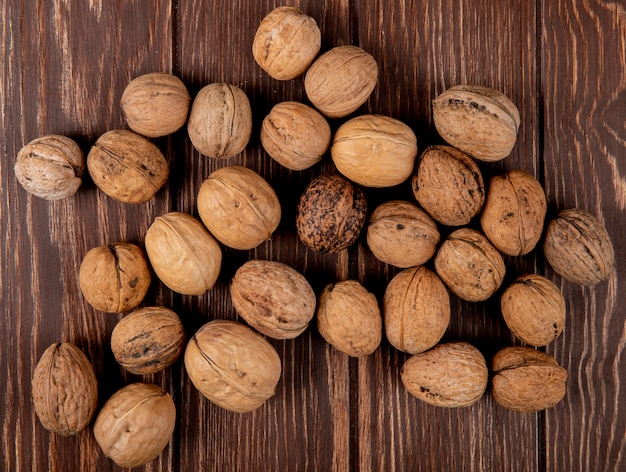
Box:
[184, 320, 282, 413]
[121, 72, 191, 137]
[260, 101, 330, 171]
[501, 274, 566, 347]
[331, 114, 418, 187]
[412, 145, 485, 226]
[197, 166, 281, 250]
[543, 208, 615, 286]
[79, 242, 151, 313]
[14, 134, 84, 200]
[31, 343, 98, 436]
[231, 260, 316, 339]
[434, 228, 505, 302]
[316, 280, 382, 357]
[145, 211, 222, 295]
[384, 266, 450, 354]
[87, 129, 168, 204]
[367, 200, 440, 268]
[491, 346, 568, 412]
[304, 45, 378, 118]
[432, 84, 520, 161]
[480, 170, 547, 256]
[296, 173, 367, 254]
[252, 6, 321, 80]
[401, 342, 488, 407]
[111, 307, 185, 375]
[93, 383, 176, 468]
[187, 82, 252, 159]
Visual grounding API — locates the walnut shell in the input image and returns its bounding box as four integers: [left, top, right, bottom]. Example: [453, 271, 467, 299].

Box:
[304, 45, 378, 118]
[480, 170, 547, 256]
[14, 134, 84, 200]
[184, 320, 282, 413]
[145, 211, 222, 295]
[296, 173, 367, 254]
[367, 200, 440, 268]
[400, 342, 488, 407]
[252, 6, 321, 80]
[500, 274, 566, 346]
[93, 383, 176, 468]
[197, 166, 281, 250]
[316, 280, 382, 357]
[111, 306, 185, 375]
[260, 101, 330, 171]
[543, 208, 615, 286]
[412, 145, 485, 226]
[79, 242, 151, 313]
[434, 228, 505, 302]
[230, 260, 316, 339]
[187, 82, 252, 159]
[491, 346, 568, 412]
[331, 114, 418, 188]
[384, 266, 450, 354]
[31, 343, 98, 436]
[87, 129, 168, 204]
[432, 84, 520, 162]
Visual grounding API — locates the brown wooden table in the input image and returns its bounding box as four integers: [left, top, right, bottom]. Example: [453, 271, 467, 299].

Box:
[2, 1, 624, 471]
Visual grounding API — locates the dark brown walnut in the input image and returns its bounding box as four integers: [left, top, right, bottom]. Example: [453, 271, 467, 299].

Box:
[412, 145, 485, 226]
[296, 173, 367, 254]
[543, 208, 615, 286]
[110, 306, 185, 375]
[184, 320, 282, 413]
[197, 166, 281, 250]
[14, 134, 84, 200]
[491, 346, 568, 412]
[384, 266, 450, 354]
[31, 343, 98, 436]
[87, 129, 168, 204]
[367, 200, 440, 268]
[93, 383, 176, 468]
[230, 260, 316, 339]
[480, 170, 547, 256]
[434, 228, 505, 302]
[79, 242, 151, 313]
[501, 274, 566, 347]
[401, 342, 488, 407]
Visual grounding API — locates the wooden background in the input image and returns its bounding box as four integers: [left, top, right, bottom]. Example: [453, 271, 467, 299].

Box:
[1, 0, 624, 470]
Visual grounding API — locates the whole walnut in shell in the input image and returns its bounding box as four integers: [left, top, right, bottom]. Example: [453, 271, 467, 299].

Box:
[230, 259, 316, 339]
[14, 134, 84, 200]
[93, 383, 176, 468]
[184, 320, 282, 413]
[31, 343, 98, 436]
[401, 342, 488, 407]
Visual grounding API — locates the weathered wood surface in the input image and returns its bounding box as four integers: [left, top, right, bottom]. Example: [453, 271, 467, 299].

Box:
[1, 1, 624, 471]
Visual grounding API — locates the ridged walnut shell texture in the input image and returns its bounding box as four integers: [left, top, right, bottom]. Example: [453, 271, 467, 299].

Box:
[31, 343, 98, 436]
[491, 346, 568, 412]
[331, 114, 418, 188]
[252, 6, 321, 80]
[93, 383, 176, 468]
[230, 260, 316, 339]
[543, 208, 615, 286]
[384, 266, 450, 354]
[111, 306, 185, 375]
[184, 320, 282, 413]
[412, 145, 485, 226]
[367, 200, 440, 268]
[14, 134, 84, 200]
[197, 166, 281, 250]
[401, 342, 488, 408]
[145, 211, 222, 295]
[87, 129, 168, 204]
